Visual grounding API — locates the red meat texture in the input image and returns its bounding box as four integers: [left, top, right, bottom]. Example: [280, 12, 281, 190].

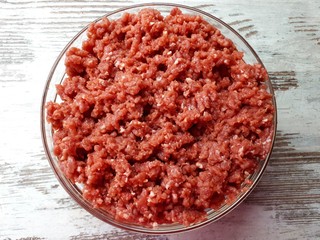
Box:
[46, 8, 274, 226]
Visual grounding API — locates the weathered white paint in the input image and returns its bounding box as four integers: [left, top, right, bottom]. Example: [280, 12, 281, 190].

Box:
[0, 0, 319, 239]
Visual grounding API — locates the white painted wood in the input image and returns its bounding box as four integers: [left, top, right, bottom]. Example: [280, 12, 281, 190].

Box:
[0, 0, 319, 239]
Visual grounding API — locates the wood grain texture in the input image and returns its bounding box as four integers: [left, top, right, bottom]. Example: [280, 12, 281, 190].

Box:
[0, 0, 319, 239]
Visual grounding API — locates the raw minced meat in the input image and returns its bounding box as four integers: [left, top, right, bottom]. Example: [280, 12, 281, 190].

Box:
[46, 7, 274, 226]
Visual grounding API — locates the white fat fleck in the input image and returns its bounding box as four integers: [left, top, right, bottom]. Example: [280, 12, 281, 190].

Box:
[98, 78, 105, 84]
[61, 154, 67, 162]
[185, 77, 192, 82]
[77, 166, 82, 172]
[196, 162, 203, 169]
[156, 76, 162, 81]
[239, 147, 244, 156]
[114, 60, 125, 70]
[188, 105, 194, 110]
[119, 63, 125, 70]
[167, 51, 172, 55]
[262, 118, 268, 123]
[87, 59, 94, 65]
[152, 222, 158, 228]
[215, 150, 220, 155]
[174, 58, 181, 65]
[62, 137, 70, 142]
[165, 181, 171, 189]
[119, 126, 125, 133]
[114, 60, 120, 67]
[163, 30, 168, 35]
[150, 22, 155, 26]
[149, 191, 155, 198]
[243, 74, 249, 79]
[172, 193, 178, 200]
[263, 138, 272, 145]
[223, 59, 230, 64]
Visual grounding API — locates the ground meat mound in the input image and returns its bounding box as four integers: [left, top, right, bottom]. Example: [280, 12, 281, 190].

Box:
[46, 8, 274, 226]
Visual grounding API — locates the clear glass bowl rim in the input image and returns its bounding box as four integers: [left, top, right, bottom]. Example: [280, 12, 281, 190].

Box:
[41, 2, 277, 235]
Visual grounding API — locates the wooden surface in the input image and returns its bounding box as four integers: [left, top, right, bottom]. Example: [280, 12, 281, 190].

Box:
[1, 0, 319, 239]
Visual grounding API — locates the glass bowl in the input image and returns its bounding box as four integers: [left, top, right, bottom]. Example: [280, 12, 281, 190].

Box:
[41, 3, 277, 234]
